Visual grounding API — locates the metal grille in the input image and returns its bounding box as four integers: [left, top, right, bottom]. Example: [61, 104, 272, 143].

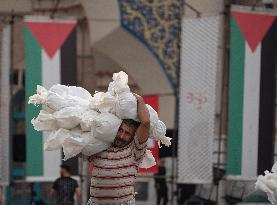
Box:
[178, 16, 221, 184]
[0, 24, 10, 186]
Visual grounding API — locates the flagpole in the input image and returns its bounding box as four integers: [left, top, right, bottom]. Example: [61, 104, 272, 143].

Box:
[169, 2, 185, 204]
[214, 1, 231, 204]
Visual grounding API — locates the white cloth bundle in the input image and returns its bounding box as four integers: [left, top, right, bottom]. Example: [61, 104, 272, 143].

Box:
[28, 85, 48, 106]
[91, 87, 137, 121]
[106, 71, 137, 119]
[62, 136, 86, 160]
[92, 112, 122, 143]
[146, 105, 172, 147]
[108, 71, 130, 95]
[44, 128, 112, 160]
[115, 92, 137, 120]
[90, 91, 138, 120]
[49, 84, 92, 109]
[30, 84, 93, 131]
[139, 149, 156, 168]
[53, 106, 85, 129]
[255, 162, 277, 204]
[44, 128, 88, 153]
[82, 138, 110, 156]
[92, 71, 172, 145]
[90, 92, 117, 113]
[62, 130, 94, 160]
[31, 110, 57, 131]
[29, 71, 169, 168]
[80, 110, 100, 131]
[31, 106, 87, 131]
[55, 112, 121, 158]
[29, 84, 92, 112]
[44, 128, 69, 151]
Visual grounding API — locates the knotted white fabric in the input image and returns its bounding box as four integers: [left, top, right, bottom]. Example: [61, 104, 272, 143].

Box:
[80, 110, 99, 131]
[29, 84, 92, 112]
[92, 112, 122, 143]
[29, 71, 169, 166]
[147, 105, 172, 147]
[139, 149, 156, 169]
[108, 71, 130, 95]
[44, 128, 69, 151]
[53, 106, 85, 129]
[255, 162, 277, 204]
[114, 92, 137, 120]
[90, 92, 117, 113]
[31, 110, 57, 131]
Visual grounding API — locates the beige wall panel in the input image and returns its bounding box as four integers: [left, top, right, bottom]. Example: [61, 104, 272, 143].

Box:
[94, 28, 173, 95]
[0, 0, 32, 14]
[159, 95, 176, 130]
[82, 0, 120, 20]
[184, 0, 224, 17]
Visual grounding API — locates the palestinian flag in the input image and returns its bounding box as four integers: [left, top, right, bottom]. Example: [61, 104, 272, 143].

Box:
[24, 16, 77, 180]
[227, 7, 276, 178]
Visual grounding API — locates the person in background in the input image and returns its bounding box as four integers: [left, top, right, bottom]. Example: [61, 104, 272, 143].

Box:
[154, 159, 168, 205]
[49, 164, 81, 205]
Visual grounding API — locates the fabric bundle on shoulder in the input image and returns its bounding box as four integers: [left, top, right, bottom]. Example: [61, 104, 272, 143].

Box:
[90, 73, 137, 120]
[108, 71, 130, 95]
[80, 110, 99, 131]
[92, 112, 122, 143]
[147, 104, 171, 147]
[53, 106, 86, 129]
[255, 162, 277, 204]
[29, 71, 170, 169]
[31, 110, 57, 131]
[29, 84, 92, 111]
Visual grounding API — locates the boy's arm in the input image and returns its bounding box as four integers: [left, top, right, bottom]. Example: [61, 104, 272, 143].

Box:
[133, 94, 150, 144]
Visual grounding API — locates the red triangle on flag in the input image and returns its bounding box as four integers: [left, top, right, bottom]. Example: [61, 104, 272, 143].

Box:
[25, 21, 76, 58]
[232, 11, 276, 52]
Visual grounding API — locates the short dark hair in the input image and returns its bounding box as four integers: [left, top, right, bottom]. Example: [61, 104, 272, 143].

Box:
[60, 164, 71, 173]
[122, 119, 140, 129]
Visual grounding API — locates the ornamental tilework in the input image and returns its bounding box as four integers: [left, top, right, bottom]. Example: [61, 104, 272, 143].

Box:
[118, 0, 182, 90]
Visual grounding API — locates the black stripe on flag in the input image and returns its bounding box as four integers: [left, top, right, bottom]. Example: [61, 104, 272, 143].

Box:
[61, 27, 77, 85]
[258, 21, 276, 175]
[60, 27, 78, 175]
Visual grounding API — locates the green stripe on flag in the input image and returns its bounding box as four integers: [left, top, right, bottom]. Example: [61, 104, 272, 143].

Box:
[24, 27, 43, 176]
[227, 17, 245, 175]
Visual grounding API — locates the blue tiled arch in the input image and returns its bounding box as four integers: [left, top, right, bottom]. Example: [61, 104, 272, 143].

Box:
[118, 0, 183, 91]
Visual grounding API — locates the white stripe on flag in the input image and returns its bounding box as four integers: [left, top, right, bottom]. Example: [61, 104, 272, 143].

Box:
[42, 49, 61, 89]
[42, 49, 61, 178]
[242, 43, 261, 177]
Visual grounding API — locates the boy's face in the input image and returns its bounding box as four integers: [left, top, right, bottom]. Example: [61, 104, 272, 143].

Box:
[114, 122, 136, 148]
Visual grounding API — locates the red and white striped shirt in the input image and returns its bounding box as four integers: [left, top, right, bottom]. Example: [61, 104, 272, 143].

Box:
[88, 135, 147, 204]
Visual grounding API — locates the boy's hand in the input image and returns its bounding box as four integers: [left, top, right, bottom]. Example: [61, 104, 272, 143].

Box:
[133, 93, 144, 102]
